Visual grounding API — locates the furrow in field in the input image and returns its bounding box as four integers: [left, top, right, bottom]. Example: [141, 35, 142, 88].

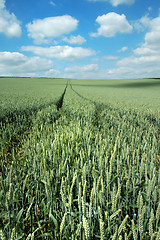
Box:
[0, 83, 68, 167]
[70, 83, 160, 132]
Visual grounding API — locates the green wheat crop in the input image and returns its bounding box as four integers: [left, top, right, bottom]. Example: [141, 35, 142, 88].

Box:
[0, 77, 160, 239]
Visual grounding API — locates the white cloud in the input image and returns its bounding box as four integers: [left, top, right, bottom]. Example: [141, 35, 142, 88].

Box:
[134, 16, 160, 56]
[110, 16, 160, 78]
[0, 0, 21, 37]
[45, 69, 61, 77]
[63, 63, 143, 79]
[148, 7, 152, 12]
[118, 46, 128, 52]
[64, 64, 99, 79]
[0, 51, 54, 77]
[88, 0, 135, 7]
[117, 55, 160, 68]
[133, 14, 151, 32]
[50, 1, 56, 6]
[65, 64, 98, 72]
[21, 45, 96, 60]
[26, 15, 78, 44]
[103, 55, 118, 60]
[69, 15, 160, 79]
[63, 35, 86, 45]
[91, 12, 132, 37]
[144, 17, 160, 49]
[115, 56, 160, 78]
[0, 0, 5, 8]
[110, 0, 134, 6]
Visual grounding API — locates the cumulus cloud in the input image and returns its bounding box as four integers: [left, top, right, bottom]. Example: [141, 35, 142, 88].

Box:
[117, 55, 160, 68]
[65, 64, 98, 72]
[143, 17, 160, 50]
[0, 51, 53, 76]
[133, 14, 151, 32]
[0, 0, 5, 8]
[132, 16, 160, 56]
[118, 46, 128, 52]
[88, 0, 135, 7]
[115, 55, 160, 78]
[0, 0, 21, 37]
[45, 69, 61, 77]
[103, 55, 118, 60]
[71, 15, 160, 79]
[21, 45, 96, 60]
[26, 15, 78, 44]
[111, 16, 160, 78]
[63, 35, 86, 45]
[64, 64, 99, 79]
[91, 12, 132, 37]
[64, 15, 160, 79]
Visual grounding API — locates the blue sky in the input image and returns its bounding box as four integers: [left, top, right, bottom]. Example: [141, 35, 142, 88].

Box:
[0, 0, 160, 79]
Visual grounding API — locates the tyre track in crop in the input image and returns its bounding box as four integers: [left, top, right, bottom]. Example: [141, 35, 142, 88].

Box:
[70, 82, 123, 131]
[0, 83, 68, 168]
[55, 83, 68, 110]
[70, 83, 160, 133]
[0, 83, 68, 126]
[0, 83, 68, 125]
[70, 82, 110, 111]
[69, 83, 106, 130]
[70, 83, 160, 162]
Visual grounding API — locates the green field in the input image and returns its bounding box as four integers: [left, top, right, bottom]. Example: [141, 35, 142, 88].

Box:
[0, 77, 160, 240]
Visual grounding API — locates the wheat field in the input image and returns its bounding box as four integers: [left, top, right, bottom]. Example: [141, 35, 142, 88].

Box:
[0, 77, 160, 239]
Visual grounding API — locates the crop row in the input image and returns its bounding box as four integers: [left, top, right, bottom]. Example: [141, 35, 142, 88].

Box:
[0, 85, 160, 239]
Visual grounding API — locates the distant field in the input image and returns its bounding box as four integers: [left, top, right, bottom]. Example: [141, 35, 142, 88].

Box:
[1, 77, 160, 111]
[0, 77, 66, 105]
[0, 77, 160, 239]
[70, 78, 160, 111]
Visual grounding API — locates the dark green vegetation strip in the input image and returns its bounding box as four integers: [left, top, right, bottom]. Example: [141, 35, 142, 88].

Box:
[71, 78, 160, 88]
[56, 83, 68, 110]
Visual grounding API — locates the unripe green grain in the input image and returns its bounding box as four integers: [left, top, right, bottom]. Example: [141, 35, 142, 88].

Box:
[147, 180, 152, 199]
[26, 234, 32, 240]
[149, 209, 154, 237]
[111, 187, 116, 213]
[117, 178, 121, 199]
[76, 222, 82, 236]
[83, 215, 90, 240]
[98, 206, 103, 220]
[118, 235, 122, 240]
[110, 209, 121, 221]
[10, 228, 16, 240]
[131, 219, 137, 240]
[82, 197, 85, 216]
[139, 213, 143, 235]
[0, 230, 6, 240]
[112, 225, 118, 240]
[78, 182, 82, 208]
[99, 218, 105, 240]
[156, 228, 160, 240]
[118, 215, 129, 236]
[60, 212, 67, 236]
[156, 202, 160, 223]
